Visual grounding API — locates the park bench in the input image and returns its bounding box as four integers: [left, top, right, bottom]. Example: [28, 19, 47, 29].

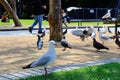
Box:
[70, 19, 103, 26]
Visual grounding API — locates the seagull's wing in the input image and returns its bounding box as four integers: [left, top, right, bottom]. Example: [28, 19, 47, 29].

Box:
[72, 30, 83, 36]
[91, 31, 96, 38]
[101, 35, 111, 40]
[31, 56, 51, 67]
[102, 13, 110, 19]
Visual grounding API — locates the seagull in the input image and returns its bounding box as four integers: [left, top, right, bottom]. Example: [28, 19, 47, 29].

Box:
[98, 30, 113, 43]
[37, 35, 43, 50]
[102, 10, 111, 19]
[67, 7, 81, 12]
[23, 40, 57, 75]
[72, 27, 94, 41]
[60, 36, 72, 51]
[93, 38, 109, 51]
[91, 31, 96, 38]
[101, 26, 108, 34]
[115, 37, 120, 48]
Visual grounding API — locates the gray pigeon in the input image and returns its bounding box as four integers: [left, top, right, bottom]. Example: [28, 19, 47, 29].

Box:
[37, 35, 43, 50]
[60, 36, 72, 51]
[115, 37, 120, 48]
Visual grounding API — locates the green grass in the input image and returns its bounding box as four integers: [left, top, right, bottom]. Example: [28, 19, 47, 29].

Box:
[0, 19, 49, 28]
[0, 19, 115, 28]
[19, 62, 120, 80]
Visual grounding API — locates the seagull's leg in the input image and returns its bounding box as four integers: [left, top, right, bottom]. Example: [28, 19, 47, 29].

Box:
[62, 48, 66, 51]
[44, 67, 48, 75]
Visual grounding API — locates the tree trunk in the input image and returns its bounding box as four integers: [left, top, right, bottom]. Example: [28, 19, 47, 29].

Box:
[10, 0, 16, 13]
[0, 0, 21, 27]
[48, 0, 62, 41]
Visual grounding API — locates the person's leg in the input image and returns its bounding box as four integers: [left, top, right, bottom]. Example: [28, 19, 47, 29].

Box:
[38, 15, 43, 34]
[29, 16, 39, 33]
[31, 16, 39, 29]
[63, 18, 68, 27]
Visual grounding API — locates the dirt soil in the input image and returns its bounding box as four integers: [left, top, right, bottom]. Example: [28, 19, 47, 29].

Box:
[0, 32, 120, 74]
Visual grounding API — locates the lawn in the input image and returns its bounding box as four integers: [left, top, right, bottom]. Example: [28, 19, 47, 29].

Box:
[0, 19, 115, 29]
[19, 62, 120, 80]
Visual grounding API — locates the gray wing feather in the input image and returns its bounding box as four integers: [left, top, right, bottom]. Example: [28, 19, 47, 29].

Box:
[72, 30, 83, 36]
[101, 36, 110, 40]
[31, 56, 51, 67]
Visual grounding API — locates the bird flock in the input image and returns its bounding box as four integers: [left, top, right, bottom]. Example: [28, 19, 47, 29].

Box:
[23, 26, 120, 75]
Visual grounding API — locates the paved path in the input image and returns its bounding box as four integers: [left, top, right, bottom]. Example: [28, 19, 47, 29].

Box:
[0, 27, 119, 36]
[0, 57, 120, 80]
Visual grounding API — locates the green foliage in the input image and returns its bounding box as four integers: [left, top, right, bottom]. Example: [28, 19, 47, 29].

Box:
[19, 62, 120, 80]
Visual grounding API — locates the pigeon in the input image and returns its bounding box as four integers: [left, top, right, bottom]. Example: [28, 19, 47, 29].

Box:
[37, 35, 43, 50]
[115, 37, 120, 48]
[23, 40, 57, 75]
[41, 27, 46, 38]
[108, 27, 112, 33]
[63, 28, 68, 35]
[117, 31, 120, 35]
[60, 36, 72, 51]
[97, 27, 100, 32]
[93, 38, 109, 51]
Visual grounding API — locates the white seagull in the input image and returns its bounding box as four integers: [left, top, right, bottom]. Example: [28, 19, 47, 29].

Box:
[98, 30, 113, 44]
[23, 40, 57, 75]
[102, 10, 111, 19]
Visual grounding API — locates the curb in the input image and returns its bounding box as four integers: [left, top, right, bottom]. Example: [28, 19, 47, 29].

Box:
[0, 57, 120, 80]
[0, 26, 116, 31]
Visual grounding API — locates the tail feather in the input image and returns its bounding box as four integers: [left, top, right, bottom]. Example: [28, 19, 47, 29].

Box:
[22, 63, 32, 69]
[105, 47, 109, 50]
[68, 45, 72, 49]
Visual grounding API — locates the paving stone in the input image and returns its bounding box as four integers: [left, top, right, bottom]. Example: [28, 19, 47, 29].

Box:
[0, 76, 12, 80]
[24, 70, 41, 76]
[9, 72, 27, 79]
[1, 57, 120, 80]
[17, 71, 33, 76]
[30, 69, 44, 75]
[0, 74, 18, 80]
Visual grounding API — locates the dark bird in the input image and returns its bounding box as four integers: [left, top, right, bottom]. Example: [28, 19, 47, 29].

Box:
[23, 40, 57, 75]
[37, 35, 43, 50]
[108, 27, 112, 33]
[40, 27, 46, 38]
[62, 28, 68, 35]
[60, 36, 72, 51]
[97, 27, 100, 32]
[115, 37, 120, 48]
[117, 31, 120, 35]
[93, 38, 109, 51]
